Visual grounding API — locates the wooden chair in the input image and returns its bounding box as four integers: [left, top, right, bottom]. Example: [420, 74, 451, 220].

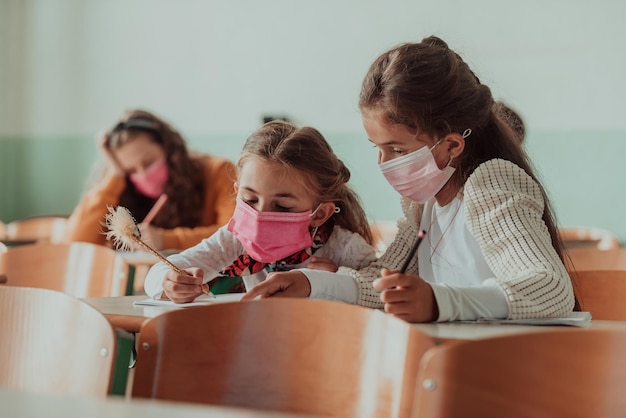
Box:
[570, 270, 626, 320]
[559, 226, 620, 250]
[4, 215, 69, 244]
[132, 298, 435, 418]
[413, 328, 626, 418]
[0, 286, 117, 397]
[565, 247, 626, 271]
[0, 241, 131, 297]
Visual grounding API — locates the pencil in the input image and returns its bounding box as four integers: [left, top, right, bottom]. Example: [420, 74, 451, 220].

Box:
[142, 193, 168, 225]
[399, 230, 426, 273]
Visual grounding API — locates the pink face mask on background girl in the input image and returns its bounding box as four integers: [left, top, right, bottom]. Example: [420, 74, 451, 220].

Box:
[379, 142, 455, 204]
[130, 157, 169, 198]
[227, 197, 317, 263]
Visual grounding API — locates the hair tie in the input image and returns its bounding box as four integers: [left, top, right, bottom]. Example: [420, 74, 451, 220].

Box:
[462, 128, 472, 138]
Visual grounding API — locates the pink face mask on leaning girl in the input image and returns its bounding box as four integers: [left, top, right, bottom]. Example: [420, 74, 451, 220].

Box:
[379, 141, 455, 204]
[130, 157, 169, 198]
[227, 197, 319, 263]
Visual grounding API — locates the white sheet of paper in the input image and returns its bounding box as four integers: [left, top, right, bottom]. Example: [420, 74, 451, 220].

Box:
[463, 311, 592, 327]
[133, 293, 245, 308]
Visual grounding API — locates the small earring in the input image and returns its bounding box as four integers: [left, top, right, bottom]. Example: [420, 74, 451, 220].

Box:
[462, 128, 472, 138]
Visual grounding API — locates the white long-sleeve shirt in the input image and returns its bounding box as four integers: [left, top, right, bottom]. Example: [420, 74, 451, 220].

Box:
[144, 225, 377, 301]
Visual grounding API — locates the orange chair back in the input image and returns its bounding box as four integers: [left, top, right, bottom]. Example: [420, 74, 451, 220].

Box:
[570, 270, 626, 320]
[5, 215, 68, 244]
[133, 299, 435, 418]
[565, 247, 626, 271]
[0, 241, 130, 297]
[0, 286, 116, 396]
[414, 328, 626, 418]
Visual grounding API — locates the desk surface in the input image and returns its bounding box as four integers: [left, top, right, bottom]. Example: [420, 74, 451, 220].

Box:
[0, 389, 323, 418]
[82, 295, 626, 340]
[83, 295, 176, 333]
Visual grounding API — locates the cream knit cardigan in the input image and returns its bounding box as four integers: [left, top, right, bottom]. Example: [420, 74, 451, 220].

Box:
[339, 159, 575, 319]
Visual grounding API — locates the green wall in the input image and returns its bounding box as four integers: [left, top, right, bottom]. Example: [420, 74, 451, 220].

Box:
[2, 130, 624, 243]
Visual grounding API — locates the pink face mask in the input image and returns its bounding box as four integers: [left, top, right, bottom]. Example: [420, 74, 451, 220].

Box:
[379, 142, 454, 204]
[227, 197, 316, 263]
[130, 157, 169, 198]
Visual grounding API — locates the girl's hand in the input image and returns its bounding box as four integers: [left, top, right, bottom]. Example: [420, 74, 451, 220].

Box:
[161, 267, 205, 304]
[372, 268, 439, 323]
[96, 130, 124, 176]
[241, 271, 311, 300]
[307, 256, 338, 272]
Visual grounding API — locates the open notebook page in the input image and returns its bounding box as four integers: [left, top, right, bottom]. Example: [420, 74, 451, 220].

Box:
[133, 293, 245, 308]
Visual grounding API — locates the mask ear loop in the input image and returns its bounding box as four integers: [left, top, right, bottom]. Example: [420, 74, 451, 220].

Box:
[429, 138, 444, 151]
[445, 130, 471, 166]
[310, 206, 341, 237]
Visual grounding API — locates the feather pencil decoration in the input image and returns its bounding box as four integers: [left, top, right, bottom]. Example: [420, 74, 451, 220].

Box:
[103, 205, 212, 296]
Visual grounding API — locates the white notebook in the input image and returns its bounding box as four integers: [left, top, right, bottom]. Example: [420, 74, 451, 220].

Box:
[465, 311, 592, 327]
[133, 293, 245, 308]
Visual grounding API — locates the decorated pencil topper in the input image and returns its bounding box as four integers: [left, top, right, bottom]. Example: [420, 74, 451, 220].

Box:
[103, 205, 212, 296]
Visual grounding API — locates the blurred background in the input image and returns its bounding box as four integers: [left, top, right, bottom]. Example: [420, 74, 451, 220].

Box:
[1, 0, 625, 241]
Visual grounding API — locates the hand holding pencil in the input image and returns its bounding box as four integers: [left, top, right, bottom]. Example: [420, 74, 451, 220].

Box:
[372, 229, 437, 322]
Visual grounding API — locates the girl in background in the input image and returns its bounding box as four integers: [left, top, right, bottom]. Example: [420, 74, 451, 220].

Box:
[64, 109, 237, 250]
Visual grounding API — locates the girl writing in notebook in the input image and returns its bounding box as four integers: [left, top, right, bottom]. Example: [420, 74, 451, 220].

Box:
[144, 120, 377, 303]
[64, 109, 237, 250]
[243, 36, 577, 323]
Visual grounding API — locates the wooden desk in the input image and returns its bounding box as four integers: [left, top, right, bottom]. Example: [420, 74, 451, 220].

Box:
[83, 295, 626, 340]
[415, 320, 626, 343]
[83, 295, 176, 333]
[0, 388, 324, 418]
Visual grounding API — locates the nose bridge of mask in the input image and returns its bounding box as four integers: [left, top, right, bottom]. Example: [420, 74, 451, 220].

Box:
[379, 143, 431, 172]
[239, 198, 313, 223]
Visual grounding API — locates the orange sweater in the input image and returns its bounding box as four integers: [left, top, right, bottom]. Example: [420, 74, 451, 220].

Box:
[64, 154, 237, 250]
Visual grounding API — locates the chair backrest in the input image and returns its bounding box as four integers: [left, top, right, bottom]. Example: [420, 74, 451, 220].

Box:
[559, 226, 620, 250]
[565, 247, 626, 271]
[570, 270, 626, 320]
[5, 215, 69, 243]
[414, 328, 626, 418]
[132, 299, 435, 418]
[0, 241, 130, 297]
[0, 286, 117, 397]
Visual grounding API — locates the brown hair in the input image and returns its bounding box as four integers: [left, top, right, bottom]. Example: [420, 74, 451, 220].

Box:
[359, 36, 564, 261]
[106, 109, 205, 228]
[238, 121, 374, 245]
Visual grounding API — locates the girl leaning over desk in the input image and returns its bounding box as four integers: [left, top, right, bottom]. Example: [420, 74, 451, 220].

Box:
[64, 109, 237, 250]
[244, 36, 577, 323]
